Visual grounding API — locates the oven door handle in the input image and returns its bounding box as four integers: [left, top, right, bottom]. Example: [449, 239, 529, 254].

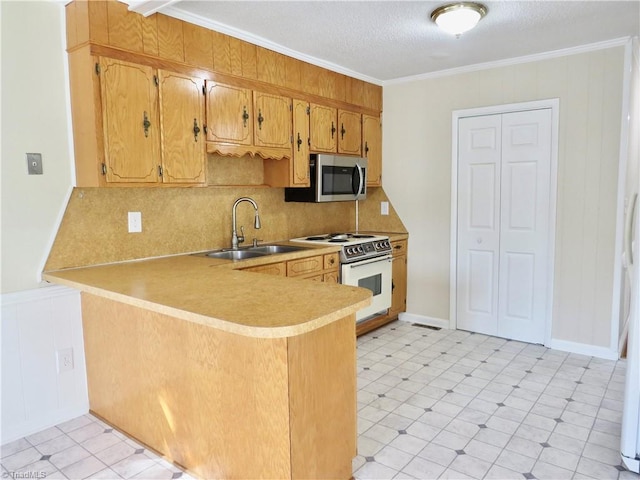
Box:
[346, 255, 392, 268]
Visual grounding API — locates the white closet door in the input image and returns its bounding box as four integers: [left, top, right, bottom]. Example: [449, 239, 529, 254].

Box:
[457, 114, 502, 336]
[457, 109, 552, 344]
[497, 109, 552, 343]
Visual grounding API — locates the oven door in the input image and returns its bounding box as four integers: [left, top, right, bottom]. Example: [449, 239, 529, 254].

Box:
[341, 255, 392, 322]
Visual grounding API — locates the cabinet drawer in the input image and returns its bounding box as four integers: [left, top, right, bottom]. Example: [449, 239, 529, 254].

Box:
[391, 240, 407, 256]
[324, 253, 339, 270]
[287, 256, 322, 277]
[241, 262, 286, 276]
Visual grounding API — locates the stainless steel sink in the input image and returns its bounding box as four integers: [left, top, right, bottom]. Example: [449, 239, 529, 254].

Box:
[205, 250, 267, 261]
[250, 244, 309, 254]
[198, 243, 311, 261]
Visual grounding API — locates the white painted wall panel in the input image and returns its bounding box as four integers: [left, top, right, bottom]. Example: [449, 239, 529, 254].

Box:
[0, 287, 88, 445]
[383, 45, 626, 351]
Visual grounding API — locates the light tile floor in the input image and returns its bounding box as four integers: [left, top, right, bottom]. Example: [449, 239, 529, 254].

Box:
[1, 321, 637, 480]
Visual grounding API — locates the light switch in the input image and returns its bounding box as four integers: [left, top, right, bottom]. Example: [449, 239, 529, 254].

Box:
[26, 153, 43, 175]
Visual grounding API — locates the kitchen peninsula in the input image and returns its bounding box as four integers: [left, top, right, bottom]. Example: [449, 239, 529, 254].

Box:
[43, 248, 371, 479]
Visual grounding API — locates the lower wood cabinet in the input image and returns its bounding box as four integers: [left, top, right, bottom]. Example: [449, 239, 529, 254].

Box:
[241, 252, 340, 283]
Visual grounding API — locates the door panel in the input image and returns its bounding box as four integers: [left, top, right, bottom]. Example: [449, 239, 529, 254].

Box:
[101, 58, 159, 183]
[158, 71, 205, 183]
[253, 92, 292, 148]
[205, 82, 252, 145]
[457, 108, 552, 344]
[457, 114, 502, 336]
[497, 109, 552, 343]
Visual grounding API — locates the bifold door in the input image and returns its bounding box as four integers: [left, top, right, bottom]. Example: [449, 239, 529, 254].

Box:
[457, 109, 552, 344]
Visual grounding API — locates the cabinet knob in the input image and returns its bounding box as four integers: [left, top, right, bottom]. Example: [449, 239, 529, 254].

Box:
[193, 118, 201, 142]
[143, 111, 151, 137]
[242, 107, 249, 127]
[331, 121, 336, 139]
[341, 123, 346, 139]
[257, 110, 264, 130]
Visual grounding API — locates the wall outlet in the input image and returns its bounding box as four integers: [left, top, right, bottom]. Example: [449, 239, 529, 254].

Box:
[381, 201, 389, 215]
[128, 211, 142, 233]
[57, 348, 74, 373]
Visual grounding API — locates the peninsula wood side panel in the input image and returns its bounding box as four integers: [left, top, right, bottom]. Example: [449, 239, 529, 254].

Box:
[81, 293, 357, 479]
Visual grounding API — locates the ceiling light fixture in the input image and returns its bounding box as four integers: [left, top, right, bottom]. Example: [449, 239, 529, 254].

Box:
[431, 2, 487, 36]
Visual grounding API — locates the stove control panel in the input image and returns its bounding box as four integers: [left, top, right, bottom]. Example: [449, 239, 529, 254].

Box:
[343, 239, 392, 262]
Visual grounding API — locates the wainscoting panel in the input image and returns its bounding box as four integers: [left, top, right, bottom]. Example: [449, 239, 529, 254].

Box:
[1, 286, 88, 444]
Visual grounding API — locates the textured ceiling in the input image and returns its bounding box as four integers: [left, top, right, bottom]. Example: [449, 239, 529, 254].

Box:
[138, 1, 640, 84]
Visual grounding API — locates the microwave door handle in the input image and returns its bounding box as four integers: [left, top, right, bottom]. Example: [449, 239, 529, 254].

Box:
[353, 164, 364, 199]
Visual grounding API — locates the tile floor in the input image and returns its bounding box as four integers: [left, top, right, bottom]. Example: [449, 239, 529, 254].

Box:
[1, 321, 636, 480]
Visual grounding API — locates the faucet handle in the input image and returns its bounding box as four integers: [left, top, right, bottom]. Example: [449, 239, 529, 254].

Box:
[252, 238, 263, 248]
[238, 226, 245, 245]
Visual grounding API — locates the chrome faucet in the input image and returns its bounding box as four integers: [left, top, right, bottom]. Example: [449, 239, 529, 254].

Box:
[231, 197, 261, 249]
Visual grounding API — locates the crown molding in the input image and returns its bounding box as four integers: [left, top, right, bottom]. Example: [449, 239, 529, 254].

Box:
[125, 0, 181, 17]
[384, 37, 632, 86]
[161, 5, 384, 86]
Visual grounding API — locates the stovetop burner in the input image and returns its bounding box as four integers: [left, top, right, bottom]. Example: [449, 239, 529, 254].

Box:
[291, 232, 392, 263]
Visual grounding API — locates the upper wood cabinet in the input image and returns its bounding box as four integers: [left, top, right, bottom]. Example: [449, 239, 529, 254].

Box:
[100, 58, 160, 183]
[205, 82, 252, 145]
[253, 92, 292, 149]
[96, 58, 206, 185]
[309, 105, 363, 157]
[337, 110, 361, 156]
[157, 71, 206, 184]
[362, 114, 382, 187]
[205, 81, 293, 161]
[309, 104, 337, 153]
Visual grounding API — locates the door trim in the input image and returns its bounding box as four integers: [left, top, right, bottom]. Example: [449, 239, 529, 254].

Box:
[450, 99, 560, 346]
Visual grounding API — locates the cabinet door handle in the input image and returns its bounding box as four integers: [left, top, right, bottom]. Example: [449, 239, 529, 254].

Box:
[143, 111, 151, 137]
[257, 110, 264, 130]
[331, 121, 336, 139]
[341, 123, 346, 140]
[296, 133, 302, 151]
[242, 107, 249, 127]
[193, 118, 201, 142]
[365, 141, 369, 154]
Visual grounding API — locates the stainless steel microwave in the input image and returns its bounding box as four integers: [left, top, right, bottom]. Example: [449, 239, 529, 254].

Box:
[284, 154, 367, 203]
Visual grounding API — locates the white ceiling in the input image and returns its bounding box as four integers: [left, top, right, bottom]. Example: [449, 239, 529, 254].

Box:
[128, 1, 640, 84]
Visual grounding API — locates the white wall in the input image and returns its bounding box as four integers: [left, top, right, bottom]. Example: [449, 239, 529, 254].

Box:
[1, 1, 74, 294]
[383, 45, 626, 355]
[1, 2, 87, 443]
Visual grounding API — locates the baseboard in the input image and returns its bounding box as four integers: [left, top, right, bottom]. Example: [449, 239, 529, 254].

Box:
[1, 404, 89, 446]
[547, 338, 619, 361]
[398, 312, 450, 330]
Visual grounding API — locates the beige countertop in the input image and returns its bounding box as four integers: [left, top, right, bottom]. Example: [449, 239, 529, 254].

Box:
[43, 244, 372, 339]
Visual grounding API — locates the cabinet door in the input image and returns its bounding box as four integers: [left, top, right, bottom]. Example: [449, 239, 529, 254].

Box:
[253, 92, 292, 148]
[362, 114, 382, 187]
[309, 104, 337, 152]
[158, 71, 206, 183]
[205, 82, 252, 145]
[100, 58, 160, 183]
[291, 99, 310, 186]
[337, 110, 362, 155]
[389, 253, 407, 317]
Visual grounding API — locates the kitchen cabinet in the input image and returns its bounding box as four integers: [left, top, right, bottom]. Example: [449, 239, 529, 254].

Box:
[242, 252, 339, 283]
[205, 82, 253, 145]
[309, 105, 362, 156]
[263, 99, 310, 187]
[72, 55, 206, 185]
[389, 240, 408, 318]
[362, 114, 382, 187]
[205, 82, 293, 163]
[309, 103, 337, 152]
[337, 109, 362, 156]
[100, 58, 160, 183]
[157, 70, 206, 183]
[253, 92, 292, 149]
